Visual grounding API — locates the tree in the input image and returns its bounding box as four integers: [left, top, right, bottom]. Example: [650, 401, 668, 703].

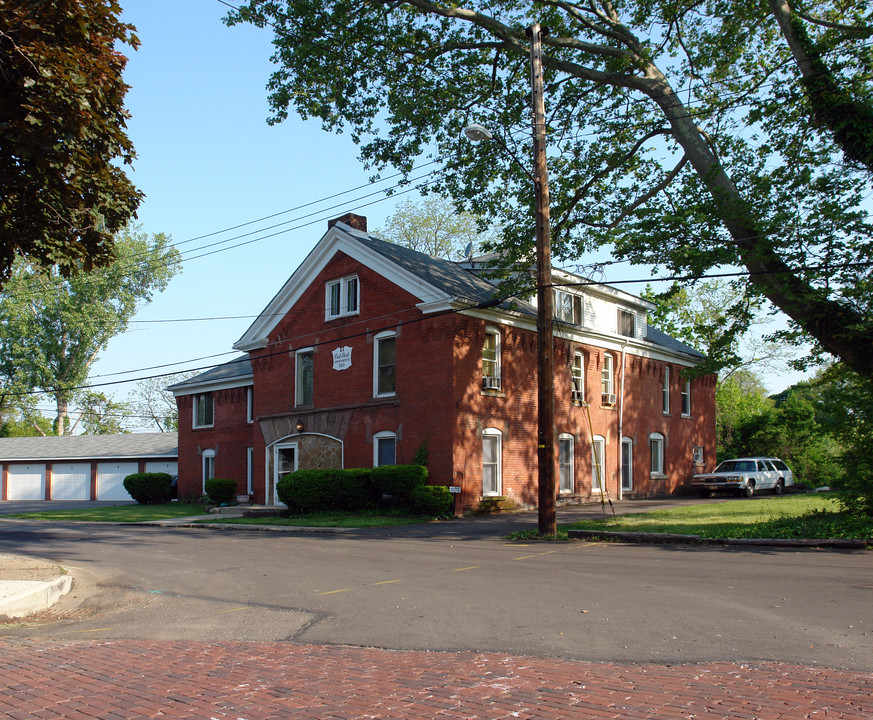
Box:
[226, 0, 873, 378]
[127, 372, 195, 432]
[0, 226, 180, 435]
[377, 195, 495, 259]
[69, 391, 133, 435]
[714, 370, 772, 459]
[0, 0, 142, 287]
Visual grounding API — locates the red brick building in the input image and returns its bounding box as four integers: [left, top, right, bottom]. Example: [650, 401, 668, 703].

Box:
[171, 215, 715, 509]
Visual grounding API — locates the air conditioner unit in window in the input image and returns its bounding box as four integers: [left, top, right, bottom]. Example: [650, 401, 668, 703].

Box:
[482, 376, 501, 391]
[571, 389, 584, 403]
[602, 392, 617, 406]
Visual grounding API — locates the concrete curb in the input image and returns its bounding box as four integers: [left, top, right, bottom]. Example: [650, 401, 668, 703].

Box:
[567, 529, 870, 549]
[0, 575, 72, 619]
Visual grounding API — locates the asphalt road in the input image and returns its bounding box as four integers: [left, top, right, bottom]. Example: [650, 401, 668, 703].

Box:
[1, 507, 870, 672]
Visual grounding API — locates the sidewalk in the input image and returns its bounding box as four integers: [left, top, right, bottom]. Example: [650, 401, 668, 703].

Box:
[0, 554, 72, 620]
[0, 639, 869, 719]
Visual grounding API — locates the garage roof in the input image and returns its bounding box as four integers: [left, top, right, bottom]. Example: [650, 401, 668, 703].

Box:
[0, 433, 178, 462]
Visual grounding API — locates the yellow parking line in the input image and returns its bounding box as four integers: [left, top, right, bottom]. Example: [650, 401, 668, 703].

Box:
[373, 580, 401, 585]
[453, 566, 480, 572]
[316, 588, 351, 596]
[514, 550, 557, 560]
[217, 606, 251, 614]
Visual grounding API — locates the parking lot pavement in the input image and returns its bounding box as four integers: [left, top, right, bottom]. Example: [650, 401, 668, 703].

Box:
[0, 640, 869, 720]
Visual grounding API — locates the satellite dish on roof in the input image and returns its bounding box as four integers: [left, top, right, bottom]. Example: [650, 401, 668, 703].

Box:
[463, 242, 473, 261]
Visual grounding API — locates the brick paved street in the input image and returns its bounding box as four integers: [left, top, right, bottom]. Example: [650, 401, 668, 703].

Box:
[0, 640, 870, 719]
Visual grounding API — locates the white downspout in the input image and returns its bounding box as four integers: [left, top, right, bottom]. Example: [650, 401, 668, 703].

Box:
[617, 343, 627, 500]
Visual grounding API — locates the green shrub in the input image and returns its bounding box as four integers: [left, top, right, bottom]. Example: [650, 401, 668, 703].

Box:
[370, 465, 428, 503]
[123, 472, 173, 505]
[204, 478, 239, 505]
[411, 484, 453, 516]
[277, 468, 373, 513]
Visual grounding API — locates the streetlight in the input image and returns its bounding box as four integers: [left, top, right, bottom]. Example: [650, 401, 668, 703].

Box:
[463, 23, 557, 536]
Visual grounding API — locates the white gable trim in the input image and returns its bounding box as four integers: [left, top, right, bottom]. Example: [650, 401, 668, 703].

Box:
[233, 223, 451, 351]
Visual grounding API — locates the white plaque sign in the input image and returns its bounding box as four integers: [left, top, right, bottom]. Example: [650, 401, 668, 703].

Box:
[332, 346, 353, 371]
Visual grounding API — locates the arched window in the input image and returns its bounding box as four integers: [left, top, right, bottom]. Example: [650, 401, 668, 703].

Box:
[482, 428, 502, 496]
[601, 354, 615, 404]
[373, 431, 397, 467]
[649, 432, 665, 476]
[571, 352, 584, 402]
[559, 433, 575, 493]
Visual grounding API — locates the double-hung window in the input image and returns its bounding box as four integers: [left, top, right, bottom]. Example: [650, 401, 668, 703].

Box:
[325, 275, 359, 320]
[295, 348, 314, 406]
[592, 436, 605, 491]
[571, 352, 584, 403]
[482, 327, 501, 391]
[193, 392, 214, 428]
[601, 353, 615, 404]
[373, 431, 397, 467]
[374, 332, 396, 397]
[650, 433, 665, 476]
[554, 290, 581, 325]
[618, 309, 636, 338]
[482, 428, 502, 496]
[681, 379, 692, 416]
[559, 434, 574, 493]
[662, 366, 670, 415]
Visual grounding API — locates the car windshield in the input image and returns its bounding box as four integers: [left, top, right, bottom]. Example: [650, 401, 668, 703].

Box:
[716, 460, 757, 472]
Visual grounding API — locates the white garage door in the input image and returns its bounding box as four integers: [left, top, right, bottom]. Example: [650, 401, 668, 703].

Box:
[51, 463, 91, 501]
[144, 461, 178, 476]
[96, 462, 138, 501]
[7, 464, 46, 501]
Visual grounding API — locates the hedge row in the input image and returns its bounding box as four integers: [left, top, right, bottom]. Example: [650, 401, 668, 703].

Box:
[277, 464, 451, 515]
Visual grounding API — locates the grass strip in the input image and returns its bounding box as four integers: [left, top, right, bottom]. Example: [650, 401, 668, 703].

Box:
[2, 503, 210, 522]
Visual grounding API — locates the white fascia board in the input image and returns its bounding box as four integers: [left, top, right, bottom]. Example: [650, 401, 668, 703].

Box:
[553, 268, 655, 311]
[172, 376, 254, 398]
[233, 224, 451, 350]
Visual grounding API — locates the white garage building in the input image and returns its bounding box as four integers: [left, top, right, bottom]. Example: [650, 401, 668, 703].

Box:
[0, 433, 177, 502]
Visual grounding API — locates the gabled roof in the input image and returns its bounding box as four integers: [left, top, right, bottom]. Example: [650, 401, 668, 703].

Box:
[0, 433, 178, 462]
[168, 356, 253, 396]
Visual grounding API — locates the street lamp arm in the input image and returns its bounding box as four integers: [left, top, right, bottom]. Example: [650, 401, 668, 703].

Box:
[462, 124, 536, 182]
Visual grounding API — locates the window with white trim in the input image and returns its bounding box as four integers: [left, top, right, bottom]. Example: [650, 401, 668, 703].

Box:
[681, 379, 691, 416]
[482, 428, 502, 496]
[618, 308, 636, 338]
[571, 352, 584, 403]
[246, 387, 253, 423]
[554, 290, 582, 325]
[295, 348, 314, 406]
[592, 435, 605, 491]
[193, 392, 214, 428]
[650, 433, 665, 476]
[201, 449, 215, 492]
[559, 434, 574, 493]
[374, 332, 396, 397]
[325, 275, 359, 320]
[482, 327, 501, 391]
[692, 446, 704, 465]
[601, 353, 615, 404]
[662, 366, 670, 415]
[246, 447, 254, 494]
[373, 431, 397, 467]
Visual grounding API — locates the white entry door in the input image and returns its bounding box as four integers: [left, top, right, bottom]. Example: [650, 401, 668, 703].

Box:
[273, 443, 297, 505]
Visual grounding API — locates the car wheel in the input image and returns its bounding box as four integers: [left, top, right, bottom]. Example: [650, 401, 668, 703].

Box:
[744, 482, 755, 498]
[774, 479, 784, 495]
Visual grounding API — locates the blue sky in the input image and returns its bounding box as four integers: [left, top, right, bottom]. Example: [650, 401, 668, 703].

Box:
[85, 0, 805, 428]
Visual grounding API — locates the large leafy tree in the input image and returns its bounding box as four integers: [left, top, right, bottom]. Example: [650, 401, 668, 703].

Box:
[0, 0, 142, 286]
[0, 226, 180, 435]
[227, 0, 873, 377]
[377, 195, 496, 259]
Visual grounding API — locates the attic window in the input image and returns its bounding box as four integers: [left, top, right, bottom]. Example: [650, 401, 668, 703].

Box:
[618, 309, 636, 338]
[326, 275, 359, 320]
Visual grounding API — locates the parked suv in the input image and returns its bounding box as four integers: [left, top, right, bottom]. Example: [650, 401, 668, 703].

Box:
[692, 457, 794, 498]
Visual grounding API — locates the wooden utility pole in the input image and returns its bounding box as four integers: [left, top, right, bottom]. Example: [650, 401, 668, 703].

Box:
[529, 23, 556, 536]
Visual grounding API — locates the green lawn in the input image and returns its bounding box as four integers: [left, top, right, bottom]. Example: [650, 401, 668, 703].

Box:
[2, 503, 210, 522]
[563, 494, 873, 540]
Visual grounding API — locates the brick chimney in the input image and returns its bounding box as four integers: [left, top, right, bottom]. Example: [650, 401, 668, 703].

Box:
[328, 213, 367, 232]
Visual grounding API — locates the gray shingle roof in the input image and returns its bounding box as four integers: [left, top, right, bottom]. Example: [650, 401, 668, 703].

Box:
[0, 433, 178, 462]
[645, 326, 705, 358]
[167, 356, 253, 393]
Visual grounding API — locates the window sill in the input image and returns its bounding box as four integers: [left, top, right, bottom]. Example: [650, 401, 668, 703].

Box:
[192, 425, 214, 431]
[681, 414, 692, 419]
[649, 472, 668, 480]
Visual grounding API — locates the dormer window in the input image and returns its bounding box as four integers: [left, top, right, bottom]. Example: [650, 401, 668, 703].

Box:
[325, 275, 359, 320]
[555, 290, 582, 325]
[618, 309, 635, 338]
